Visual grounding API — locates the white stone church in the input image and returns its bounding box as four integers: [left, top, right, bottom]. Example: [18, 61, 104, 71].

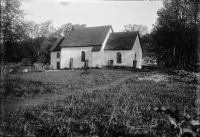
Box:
[50, 25, 142, 69]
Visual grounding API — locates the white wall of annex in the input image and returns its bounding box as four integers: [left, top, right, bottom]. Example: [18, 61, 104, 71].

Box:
[50, 52, 61, 69]
[103, 36, 142, 68]
[103, 50, 133, 67]
[132, 36, 142, 68]
[99, 28, 113, 67]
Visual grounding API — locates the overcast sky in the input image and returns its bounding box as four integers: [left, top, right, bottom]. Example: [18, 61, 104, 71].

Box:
[20, 0, 163, 32]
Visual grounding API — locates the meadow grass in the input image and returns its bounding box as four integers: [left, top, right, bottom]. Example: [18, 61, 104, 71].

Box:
[1, 70, 134, 99]
[1, 70, 198, 137]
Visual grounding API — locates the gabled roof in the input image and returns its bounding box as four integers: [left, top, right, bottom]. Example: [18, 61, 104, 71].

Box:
[49, 37, 65, 52]
[104, 31, 139, 50]
[60, 25, 112, 47]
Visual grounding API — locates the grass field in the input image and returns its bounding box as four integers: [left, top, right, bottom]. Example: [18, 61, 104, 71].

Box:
[1, 69, 135, 99]
[1, 69, 199, 137]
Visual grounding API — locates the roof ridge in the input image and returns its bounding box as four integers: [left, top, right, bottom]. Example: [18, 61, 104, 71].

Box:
[75, 25, 111, 30]
[60, 25, 112, 47]
[112, 31, 139, 34]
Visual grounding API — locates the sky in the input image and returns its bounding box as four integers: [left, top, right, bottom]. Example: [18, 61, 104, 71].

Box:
[20, 0, 163, 32]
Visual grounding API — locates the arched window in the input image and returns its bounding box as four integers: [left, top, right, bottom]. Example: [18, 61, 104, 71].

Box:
[116, 52, 122, 63]
[81, 51, 85, 62]
[57, 52, 60, 58]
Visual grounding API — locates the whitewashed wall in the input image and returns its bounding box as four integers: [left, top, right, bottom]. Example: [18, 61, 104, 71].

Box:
[132, 36, 142, 68]
[92, 28, 113, 68]
[51, 29, 142, 69]
[50, 52, 61, 69]
[103, 36, 142, 68]
[103, 50, 133, 67]
[92, 52, 101, 67]
[61, 47, 93, 68]
[61, 28, 113, 69]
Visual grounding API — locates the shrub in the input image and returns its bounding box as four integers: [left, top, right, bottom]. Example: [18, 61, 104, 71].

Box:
[1, 75, 58, 100]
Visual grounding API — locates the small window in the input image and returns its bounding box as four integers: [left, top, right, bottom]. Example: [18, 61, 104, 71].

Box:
[81, 51, 85, 62]
[57, 52, 60, 58]
[117, 52, 122, 63]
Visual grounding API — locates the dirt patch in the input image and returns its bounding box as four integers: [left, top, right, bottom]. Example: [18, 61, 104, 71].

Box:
[138, 72, 200, 83]
[138, 74, 169, 82]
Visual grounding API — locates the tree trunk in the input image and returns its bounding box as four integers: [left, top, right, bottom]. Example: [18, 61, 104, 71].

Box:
[193, 0, 200, 71]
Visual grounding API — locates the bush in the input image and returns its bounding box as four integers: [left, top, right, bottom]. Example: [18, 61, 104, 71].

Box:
[166, 69, 198, 83]
[10, 66, 24, 74]
[1, 75, 58, 100]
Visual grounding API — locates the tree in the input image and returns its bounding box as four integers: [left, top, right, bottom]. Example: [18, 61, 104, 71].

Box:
[190, 0, 200, 68]
[53, 23, 86, 37]
[29, 22, 87, 64]
[151, 0, 200, 69]
[53, 23, 73, 37]
[73, 24, 87, 29]
[22, 22, 87, 64]
[22, 20, 56, 64]
[1, 0, 25, 64]
[140, 33, 155, 58]
[0, 0, 87, 66]
[123, 24, 148, 36]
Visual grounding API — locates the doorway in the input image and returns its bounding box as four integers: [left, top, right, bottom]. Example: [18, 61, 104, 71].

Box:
[110, 60, 113, 66]
[57, 62, 60, 69]
[69, 58, 73, 69]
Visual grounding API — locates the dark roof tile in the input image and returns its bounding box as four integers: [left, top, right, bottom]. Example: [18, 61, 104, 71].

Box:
[60, 25, 112, 47]
[104, 31, 139, 50]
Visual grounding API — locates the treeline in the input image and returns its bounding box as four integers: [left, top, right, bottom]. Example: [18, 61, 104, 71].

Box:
[1, 0, 86, 65]
[150, 0, 200, 70]
[124, 1, 200, 71]
[1, 0, 199, 71]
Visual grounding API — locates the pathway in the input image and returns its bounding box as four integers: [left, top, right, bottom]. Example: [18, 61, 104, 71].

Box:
[2, 74, 137, 113]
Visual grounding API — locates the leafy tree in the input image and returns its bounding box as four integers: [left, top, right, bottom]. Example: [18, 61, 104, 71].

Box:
[191, 0, 200, 67]
[140, 34, 155, 58]
[123, 24, 148, 36]
[151, 0, 200, 70]
[22, 22, 86, 64]
[53, 23, 86, 37]
[21, 58, 31, 65]
[0, 0, 87, 67]
[1, 0, 25, 64]
[22, 20, 56, 64]
[26, 22, 87, 64]
[53, 23, 73, 37]
[73, 24, 87, 29]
